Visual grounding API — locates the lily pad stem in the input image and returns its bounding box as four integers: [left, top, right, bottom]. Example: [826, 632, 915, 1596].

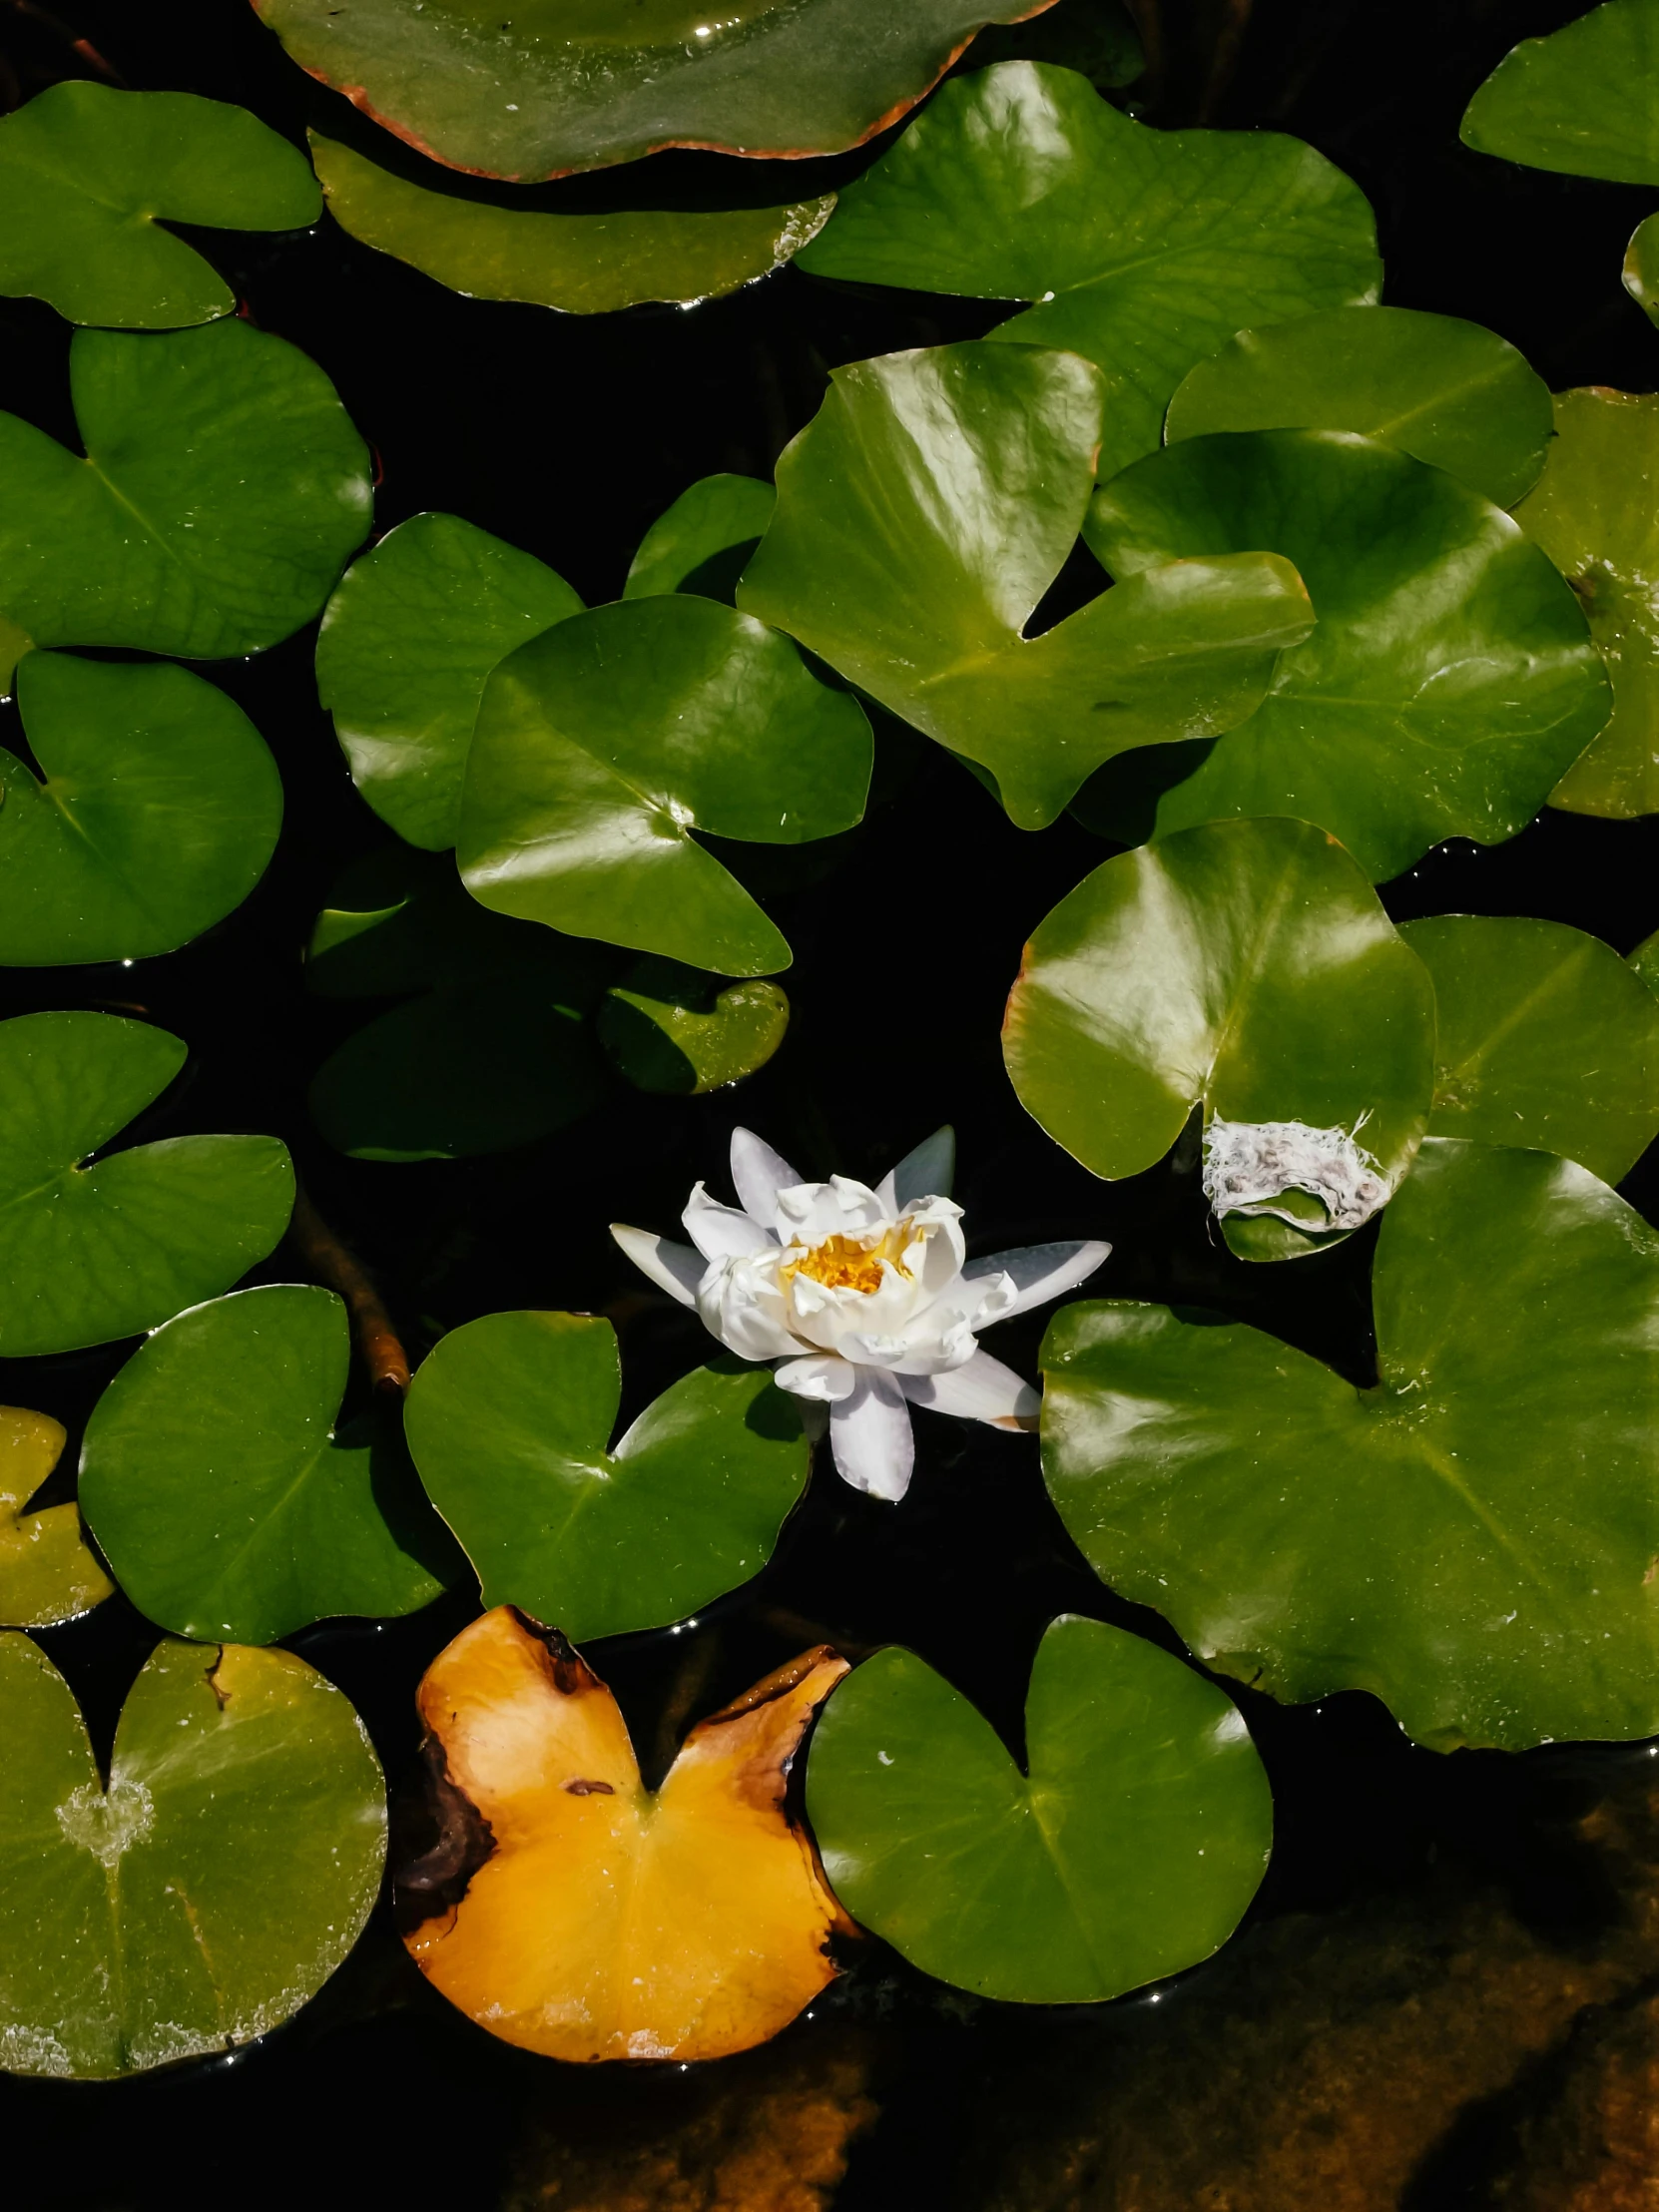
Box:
[287, 1184, 409, 1395]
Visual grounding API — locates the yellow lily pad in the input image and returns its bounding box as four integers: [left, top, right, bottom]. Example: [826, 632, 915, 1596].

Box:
[0, 1406, 113, 1629]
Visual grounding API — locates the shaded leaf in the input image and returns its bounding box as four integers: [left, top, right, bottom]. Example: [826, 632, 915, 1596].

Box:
[0, 1407, 112, 1629]
[399, 1607, 848, 2061]
[1080, 429, 1611, 879]
[1625, 210, 1659, 324]
[1041, 1138, 1659, 1751]
[969, 0, 1142, 90]
[1400, 914, 1659, 1184]
[403, 1311, 808, 1641]
[740, 341, 1313, 830]
[798, 62, 1380, 480]
[806, 1614, 1272, 2002]
[0, 82, 319, 329]
[0, 1012, 293, 1359]
[1461, 0, 1659, 186]
[624, 474, 777, 605]
[0, 1632, 383, 2077]
[599, 957, 789, 1094]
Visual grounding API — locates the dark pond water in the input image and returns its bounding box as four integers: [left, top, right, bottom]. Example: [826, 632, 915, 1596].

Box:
[2, 0, 1657, 2204]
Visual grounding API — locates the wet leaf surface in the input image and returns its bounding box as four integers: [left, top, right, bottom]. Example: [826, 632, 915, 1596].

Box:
[0, 1407, 112, 1629]
[403, 1312, 809, 1640]
[1461, 0, 1659, 185]
[599, 956, 790, 1094]
[1042, 1138, 1659, 1750]
[624, 473, 776, 605]
[399, 1607, 847, 2060]
[1625, 208, 1659, 322]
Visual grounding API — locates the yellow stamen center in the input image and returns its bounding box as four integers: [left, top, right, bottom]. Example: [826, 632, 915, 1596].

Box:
[792, 1229, 910, 1297]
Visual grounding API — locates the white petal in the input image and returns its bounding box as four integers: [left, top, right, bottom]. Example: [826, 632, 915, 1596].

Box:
[830, 1369, 915, 1502]
[775, 1173, 888, 1244]
[684, 1182, 774, 1262]
[696, 1252, 802, 1362]
[902, 1351, 1040, 1427]
[875, 1126, 955, 1212]
[774, 1354, 857, 1402]
[962, 1240, 1111, 1321]
[730, 1129, 800, 1233]
[611, 1226, 706, 1309]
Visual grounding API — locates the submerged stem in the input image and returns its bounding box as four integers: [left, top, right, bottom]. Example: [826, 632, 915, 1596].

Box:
[287, 1185, 410, 1395]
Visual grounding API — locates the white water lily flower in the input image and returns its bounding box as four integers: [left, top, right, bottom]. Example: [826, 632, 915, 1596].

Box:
[611, 1127, 1109, 1504]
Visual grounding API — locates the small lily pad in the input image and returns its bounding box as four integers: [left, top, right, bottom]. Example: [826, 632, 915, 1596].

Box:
[1041, 1138, 1659, 1751]
[1513, 388, 1659, 820]
[0, 652, 281, 966]
[311, 133, 832, 312]
[0, 1012, 293, 1359]
[1165, 306, 1553, 510]
[624, 475, 777, 605]
[0, 1407, 113, 1629]
[0, 320, 371, 676]
[798, 61, 1381, 481]
[1461, 0, 1659, 186]
[1626, 211, 1659, 324]
[599, 957, 789, 1094]
[0, 1631, 384, 2077]
[458, 594, 872, 975]
[1003, 817, 1435, 1260]
[1080, 429, 1612, 879]
[1400, 915, 1659, 1183]
[806, 1614, 1272, 2003]
[403, 1311, 809, 1642]
[0, 82, 320, 329]
[740, 340, 1313, 830]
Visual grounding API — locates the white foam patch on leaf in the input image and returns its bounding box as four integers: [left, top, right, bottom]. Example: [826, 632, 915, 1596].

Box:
[56, 1778, 154, 1866]
[1203, 1117, 1390, 1232]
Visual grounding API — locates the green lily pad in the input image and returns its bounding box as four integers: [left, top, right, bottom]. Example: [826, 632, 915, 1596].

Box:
[1164, 306, 1553, 511]
[740, 341, 1313, 830]
[403, 1311, 809, 1643]
[797, 61, 1380, 482]
[0, 1013, 293, 1360]
[0, 1407, 113, 1629]
[1003, 817, 1435, 1261]
[970, 0, 1142, 90]
[1625, 211, 1659, 324]
[458, 594, 871, 974]
[307, 849, 610, 1162]
[1461, 0, 1659, 186]
[0, 1631, 383, 2077]
[1632, 928, 1659, 994]
[1513, 388, 1659, 820]
[253, 0, 1048, 181]
[0, 652, 282, 967]
[1400, 915, 1659, 1184]
[1080, 429, 1612, 879]
[599, 956, 789, 1094]
[624, 475, 777, 605]
[80, 1286, 460, 1645]
[317, 511, 582, 853]
[805, 1613, 1273, 2003]
[1041, 1137, 1659, 1752]
[0, 320, 371, 676]
[0, 81, 320, 330]
[311, 133, 832, 313]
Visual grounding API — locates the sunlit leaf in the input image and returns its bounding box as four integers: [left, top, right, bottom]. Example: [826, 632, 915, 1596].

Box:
[1165, 306, 1552, 510]
[798, 62, 1380, 480]
[0, 653, 281, 966]
[1399, 914, 1659, 1184]
[404, 1311, 808, 1640]
[458, 594, 871, 974]
[1079, 429, 1611, 878]
[0, 320, 371, 677]
[599, 956, 789, 1094]
[806, 1614, 1272, 2002]
[399, 1607, 848, 2061]
[1041, 1138, 1659, 1751]
[0, 1013, 293, 1359]
[0, 82, 319, 329]
[0, 1408, 113, 1629]
[1461, 0, 1659, 185]
[0, 1632, 383, 2077]
[79, 1285, 459, 1644]
[1625, 210, 1659, 324]
[624, 474, 776, 605]
[1513, 388, 1659, 819]
[1003, 817, 1434, 1261]
[254, 0, 1051, 179]
[740, 341, 1313, 830]
[1633, 927, 1659, 995]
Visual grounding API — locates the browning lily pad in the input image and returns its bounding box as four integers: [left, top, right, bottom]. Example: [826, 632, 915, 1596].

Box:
[1460, 0, 1659, 186]
[805, 1613, 1273, 2002]
[399, 1607, 848, 2061]
[402, 1311, 809, 1640]
[0, 82, 320, 328]
[1041, 1138, 1659, 1751]
[0, 1013, 294, 1359]
[624, 475, 777, 605]
[0, 1407, 113, 1630]
[739, 341, 1313, 830]
[0, 1632, 384, 2077]
[598, 957, 790, 1094]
